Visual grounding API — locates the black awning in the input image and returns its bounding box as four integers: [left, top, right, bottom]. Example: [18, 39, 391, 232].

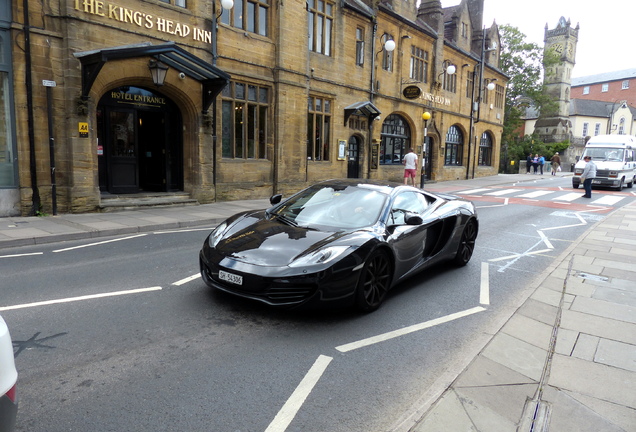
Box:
[74, 42, 230, 113]
[344, 101, 381, 125]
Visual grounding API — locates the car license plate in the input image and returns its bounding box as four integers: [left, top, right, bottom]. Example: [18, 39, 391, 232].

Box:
[219, 270, 243, 285]
[592, 180, 601, 184]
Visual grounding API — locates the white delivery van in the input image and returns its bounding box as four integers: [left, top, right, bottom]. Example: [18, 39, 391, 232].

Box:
[572, 135, 636, 190]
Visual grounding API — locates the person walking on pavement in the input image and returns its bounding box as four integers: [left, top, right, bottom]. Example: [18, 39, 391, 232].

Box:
[550, 152, 561, 175]
[402, 148, 418, 187]
[532, 154, 539, 174]
[580, 155, 597, 198]
[538, 154, 545, 175]
[526, 153, 533, 174]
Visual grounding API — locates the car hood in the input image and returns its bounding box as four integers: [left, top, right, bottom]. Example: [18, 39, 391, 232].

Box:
[215, 214, 367, 267]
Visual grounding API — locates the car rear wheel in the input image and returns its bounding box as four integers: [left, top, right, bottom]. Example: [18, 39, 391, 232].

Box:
[355, 250, 392, 312]
[453, 219, 477, 267]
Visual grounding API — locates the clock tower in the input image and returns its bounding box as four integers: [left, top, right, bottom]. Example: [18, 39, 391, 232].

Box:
[535, 17, 579, 143]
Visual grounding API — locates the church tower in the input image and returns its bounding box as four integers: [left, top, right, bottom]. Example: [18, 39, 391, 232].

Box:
[535, 17, 579, 143]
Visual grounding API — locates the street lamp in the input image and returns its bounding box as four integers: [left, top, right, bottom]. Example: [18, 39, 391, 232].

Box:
[148, 59, 169, 86]
[421, 111, 431, 188]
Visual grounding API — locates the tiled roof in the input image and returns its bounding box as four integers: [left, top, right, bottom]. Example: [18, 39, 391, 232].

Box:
[572, 69, 636, 86]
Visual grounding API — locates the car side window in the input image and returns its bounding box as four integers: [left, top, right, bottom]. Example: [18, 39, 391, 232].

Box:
[390, 192, 428, 224]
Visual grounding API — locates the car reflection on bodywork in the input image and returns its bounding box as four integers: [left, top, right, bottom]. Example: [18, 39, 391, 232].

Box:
[199, 179, 478, 312]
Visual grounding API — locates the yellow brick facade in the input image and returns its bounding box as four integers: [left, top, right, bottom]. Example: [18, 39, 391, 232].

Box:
[2, 0, 506, 215]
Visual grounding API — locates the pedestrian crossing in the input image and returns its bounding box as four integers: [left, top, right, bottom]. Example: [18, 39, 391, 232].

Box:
[456, 187, 631, 207]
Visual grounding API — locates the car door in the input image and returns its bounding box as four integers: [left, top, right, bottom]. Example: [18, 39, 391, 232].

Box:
[387, 191, 431, 279]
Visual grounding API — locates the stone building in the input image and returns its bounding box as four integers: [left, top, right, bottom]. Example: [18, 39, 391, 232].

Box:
[0, 0, 506, 216]
[571, 69, 636, 108]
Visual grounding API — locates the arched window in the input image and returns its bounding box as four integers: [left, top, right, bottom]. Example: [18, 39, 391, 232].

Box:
[380, 114, 410, 164]
[478, 132, 493, 166]
[444, 125, 463, 165]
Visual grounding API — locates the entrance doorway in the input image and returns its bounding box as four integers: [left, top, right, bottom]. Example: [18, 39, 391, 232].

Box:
[97, 86, 183, 194]
[423, 136, 433, 181]
[347, 135, 361, 178]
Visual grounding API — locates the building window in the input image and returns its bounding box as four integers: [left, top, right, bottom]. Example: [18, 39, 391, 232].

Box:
[444, 125, 463, 166]
[160, 0, 186, 7]
[594, 123, 601, 136]
[601, 83, 609, 92]
[355, 28, 364, 66]
[380, 114, 410, 165]
[381, 34, 394, 71]
[461, 22, 468, 39]
[582, 122, 589, 137]
[409, 46, 428, 83]
[622, 80, 629, 90]
[582, 86, 589, 94]
[478, 132, 492, 166]
[221, 0, 269, 37]
[221, 82, 269, 159]
[442, 61, 456, 93]
[466, 72, 474, 98]
[619, 117, 626, 135]
[307, 96, 331, 161]
[494, 84, 504, 109]
[308, 0, 333, 56]
[0, 32, 17, 188]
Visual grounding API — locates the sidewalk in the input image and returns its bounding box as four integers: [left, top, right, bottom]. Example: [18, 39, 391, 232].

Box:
[392, 177, 636, 431]
[2, 174, 634, 432]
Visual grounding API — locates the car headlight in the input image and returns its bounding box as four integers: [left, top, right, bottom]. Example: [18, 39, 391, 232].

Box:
[289, 246, 351, 268]
[208, 222, 228, 248]
[609, 171, 618, 178]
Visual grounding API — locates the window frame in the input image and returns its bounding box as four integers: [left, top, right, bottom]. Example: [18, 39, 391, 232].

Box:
[444, 125, 463, 166]
[221, 81, 270, 160]
[409, 46, 428, 83]
[307, 96, 332, 161]
[478, 132, 492, 166]
[308, 0, 333, 56]
[221, 0, 269, 37]
[355, 27, 365, 66]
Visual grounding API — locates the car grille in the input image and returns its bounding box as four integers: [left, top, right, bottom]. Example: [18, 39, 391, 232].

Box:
[596, 169, 610, 177]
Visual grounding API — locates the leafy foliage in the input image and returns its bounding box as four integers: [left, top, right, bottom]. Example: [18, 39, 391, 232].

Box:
[498, 25, 561, 173]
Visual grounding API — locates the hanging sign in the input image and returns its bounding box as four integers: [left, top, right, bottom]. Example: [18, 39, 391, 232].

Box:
[402, 85, 421, 99]
[79, 122, 89, 138]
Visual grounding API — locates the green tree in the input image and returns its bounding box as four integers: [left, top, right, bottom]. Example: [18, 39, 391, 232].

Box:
[498, 25, 560, 173]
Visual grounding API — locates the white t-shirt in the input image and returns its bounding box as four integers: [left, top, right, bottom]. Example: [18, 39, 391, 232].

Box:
[403, 152, 417, 170]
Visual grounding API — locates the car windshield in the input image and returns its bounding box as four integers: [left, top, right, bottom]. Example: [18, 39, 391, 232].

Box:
[583, 147, 624, 161]
[272, 184, 388, 229]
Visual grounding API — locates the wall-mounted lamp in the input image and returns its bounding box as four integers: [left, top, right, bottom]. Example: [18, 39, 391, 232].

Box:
[384, 39, 396, 52]
[436, 63, 456, 89]
[148, 59, 169, 87]
[217, 0, 234, 17]
[485, 78, 497, 91]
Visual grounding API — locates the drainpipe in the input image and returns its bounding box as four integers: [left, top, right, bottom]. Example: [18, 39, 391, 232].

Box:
[23, 0, 40, 215]
[367, 21, 378, 179]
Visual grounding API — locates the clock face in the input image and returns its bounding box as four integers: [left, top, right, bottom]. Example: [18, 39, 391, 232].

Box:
[551, 43, 564, 54]
[566, 42, 574, 57]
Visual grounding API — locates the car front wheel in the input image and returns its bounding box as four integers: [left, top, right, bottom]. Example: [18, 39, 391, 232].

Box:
[355, 250, 392, 312]
[453, 219, 477, 267]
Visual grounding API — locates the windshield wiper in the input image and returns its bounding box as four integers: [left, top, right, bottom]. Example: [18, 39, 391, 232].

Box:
[274, 213, 298, 227]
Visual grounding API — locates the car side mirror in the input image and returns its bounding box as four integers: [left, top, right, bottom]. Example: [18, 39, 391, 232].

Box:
[405, 214, 423, 225]
[270, 194, 283, 205]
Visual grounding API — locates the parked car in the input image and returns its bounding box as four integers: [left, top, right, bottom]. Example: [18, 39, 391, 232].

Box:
[200, 179, 478, 312]
[0, 315, 17, 432]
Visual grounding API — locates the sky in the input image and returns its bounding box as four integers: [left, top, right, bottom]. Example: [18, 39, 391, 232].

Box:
[449, 0, 633, 79]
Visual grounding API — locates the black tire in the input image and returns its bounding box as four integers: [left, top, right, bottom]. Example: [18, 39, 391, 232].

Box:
[628, 178, 634, 189]
[617, 178, 624, 191]
[355, 250, 392, 312]
[572, 182, 579, 189]
[453, 219, 477, 267]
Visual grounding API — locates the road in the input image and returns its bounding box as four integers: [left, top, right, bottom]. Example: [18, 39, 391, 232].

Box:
[1, 176, 633, 432]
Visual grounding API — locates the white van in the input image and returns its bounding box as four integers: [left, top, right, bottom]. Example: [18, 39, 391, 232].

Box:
[572, 135, 636, 190]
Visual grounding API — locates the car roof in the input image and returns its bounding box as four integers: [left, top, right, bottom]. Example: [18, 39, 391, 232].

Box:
[313, 179, 425, 196]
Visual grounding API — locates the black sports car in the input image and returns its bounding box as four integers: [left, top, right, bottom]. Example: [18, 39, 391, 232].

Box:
[199, 179, 478, 312]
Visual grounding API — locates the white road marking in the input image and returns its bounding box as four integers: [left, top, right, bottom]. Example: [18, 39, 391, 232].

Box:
[335, 307, 486, 353]
[0, 252, 43, 259]
[265, 355, 333, 432]
[172, 274, 201, 286]
[480, 262, 490, 305]
[591, 195, 625, 206]
[552, 192, 582, 202]
[52, 234, 147, 252]
[457, 188, 491, 195]
[0, 286, 162, 311]
[516, 190, 553, 198]
[154, 227, 214, 234]
[485, 189, 522, 196]
[476, 198, 509, 208]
